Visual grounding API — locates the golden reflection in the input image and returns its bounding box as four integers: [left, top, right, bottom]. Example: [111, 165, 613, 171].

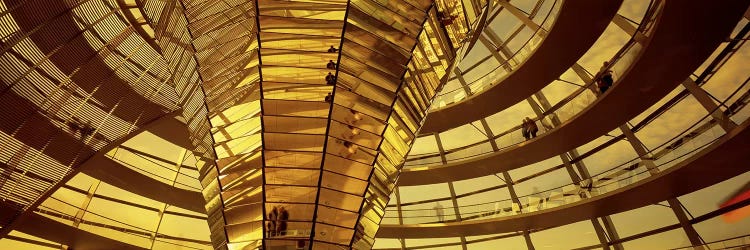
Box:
[0, 0, 480, 249]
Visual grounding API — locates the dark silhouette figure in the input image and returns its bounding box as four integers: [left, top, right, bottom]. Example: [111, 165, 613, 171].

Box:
[326, 60, 336, 69]
[277, 206, 289, 236]
[598, 61, 614, 94]
[523, 117, 538, 140]
[325, 72, 336, 85]
[67, 118, 96, 141]
[268, 206, 279, 237]
[521, 118, 530, 140]
[324, 92, 333, 103]
[327, 45, 338, 53]
[80, 122, 94, 139]
[528, 118, 539, 139]
[437, 11, 457, 25]
[434, 202, 445, 222]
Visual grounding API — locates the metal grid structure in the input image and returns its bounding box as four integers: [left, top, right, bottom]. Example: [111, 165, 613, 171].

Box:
[1, 0, 749, 250]
[0, 0, 487, 249]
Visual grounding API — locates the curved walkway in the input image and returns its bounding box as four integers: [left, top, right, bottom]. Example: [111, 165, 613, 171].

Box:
[377, 118, 750, 238]
[419, 0, 623, 133]
[15, 212, 147, 249]
[398, 1, 750, 186]
[0, 110, 202, 236]
[80, 155, 205, 214]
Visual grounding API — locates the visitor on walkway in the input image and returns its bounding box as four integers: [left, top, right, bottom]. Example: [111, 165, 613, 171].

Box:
[325, 72, 336, 85]
[524, 117, 538, 140]
[434, 202, 445, 222]
[522, 118, 530, 140]
[327, 45, 338, 53]
[268, 206, 279, 237]
[277, 206, 289, 236]
[324, 92, 333, 103]
[326, 60, 336, 70]
[597, 61, 614, 94]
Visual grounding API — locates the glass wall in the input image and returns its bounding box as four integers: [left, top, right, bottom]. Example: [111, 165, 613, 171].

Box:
[374, 5, 750, 250]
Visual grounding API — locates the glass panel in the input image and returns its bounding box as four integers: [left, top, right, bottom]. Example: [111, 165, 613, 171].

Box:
[530, 220, 600, 249]
[610, 204, 679, 238]
[621, 228, 689, 249]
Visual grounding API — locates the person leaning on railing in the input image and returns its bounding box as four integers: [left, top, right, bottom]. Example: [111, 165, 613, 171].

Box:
[326, 60, 336, 70]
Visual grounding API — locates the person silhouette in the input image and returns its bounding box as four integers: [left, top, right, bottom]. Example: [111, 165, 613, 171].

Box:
[597, 61, 614, 94]
[268, 206, 279, 237]
[325, 72, 336, 85]
[277, 206, 289, 236]
[324, 92, 333, 103]
[433, 202, 445, 222]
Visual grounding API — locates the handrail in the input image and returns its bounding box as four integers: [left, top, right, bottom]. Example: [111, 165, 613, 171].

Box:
[402, 1, 665, 166]
[431, 0, 658, 110]
[405, 34, 642, 166]
[383, 75, 750, 223]
[35, 196, 209, 248]
[389, 76, 750, 208]
[431, 0, 561, 106]
[108, 152, 202, 192]
[391, 17, 749, 207]
[372, 195, 750, 248]
[670, 234, 750, 250]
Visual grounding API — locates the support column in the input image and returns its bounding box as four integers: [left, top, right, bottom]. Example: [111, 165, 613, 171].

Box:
[436, 133, 470, 249]
[149, 148, 187, 248]
[571, 63, 600, 93]
[72, 181, 100, 228]
[612, 14, 648, 44]
[479, 118, 499, 151]
[502, 172, 535, 250]
[395, 187, 403, 226]
[434, 133, 448, 165]
[395, 187, 406, 250]
[496, 0, 547, 36]
[484, 26, 522, 71]
[574, 45, 702, 248]
[601, 216, 624, 250]
[448, 182, 469, 250]
[478, 33, 506, 63]
[619, 125, 705, 248]
[681, 79, 737, 131]
[527, 95, 590, 184]
[590, 218, 612, 250]
[60, 179, 101, 250]
[530, 92, 623, 249]
[454, 68, 474, 97]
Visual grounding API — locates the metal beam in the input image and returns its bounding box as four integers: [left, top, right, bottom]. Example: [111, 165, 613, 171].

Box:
[496, 0, 547, 36]
[0, 110, 187, 238]
[681, 79, 737, 131]
[619, 124, 705, 248]
[612, 14, 648, 44]
[501, 172, 536, 250]
[529, 91, 623, 249]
